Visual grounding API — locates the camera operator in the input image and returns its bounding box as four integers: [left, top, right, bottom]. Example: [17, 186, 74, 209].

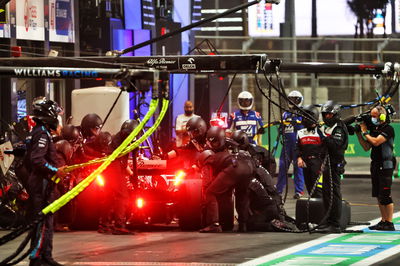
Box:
[356, 105, 396, 231]
[316, 100, 348, 233]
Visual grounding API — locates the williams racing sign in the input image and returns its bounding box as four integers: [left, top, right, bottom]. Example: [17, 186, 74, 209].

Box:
[0, 67, 127, 79]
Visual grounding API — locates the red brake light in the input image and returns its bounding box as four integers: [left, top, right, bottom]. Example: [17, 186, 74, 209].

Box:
[174, 170, 186, 186]
[136, 198, 144, 208]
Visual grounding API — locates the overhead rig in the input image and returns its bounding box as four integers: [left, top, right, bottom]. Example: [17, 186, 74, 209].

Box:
[0, 54, 398, 78]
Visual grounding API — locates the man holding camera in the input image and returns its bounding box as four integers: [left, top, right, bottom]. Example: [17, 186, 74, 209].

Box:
[356, 105, 396, 231]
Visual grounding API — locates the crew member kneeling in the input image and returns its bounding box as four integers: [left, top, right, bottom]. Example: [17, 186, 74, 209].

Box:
[198, 127, 254, 233]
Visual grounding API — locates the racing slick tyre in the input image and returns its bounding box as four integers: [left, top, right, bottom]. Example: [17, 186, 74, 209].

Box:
[177, 179, 203, 230]
[295, 198, 351, 230]
[218, 193, 234, 231]
[69, 184, 101, 230]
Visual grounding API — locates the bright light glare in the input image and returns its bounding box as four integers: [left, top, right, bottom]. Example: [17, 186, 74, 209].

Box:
[96, 175, 105, 186]
[136, 198, 144, 208]
[174, 170, 186, 186]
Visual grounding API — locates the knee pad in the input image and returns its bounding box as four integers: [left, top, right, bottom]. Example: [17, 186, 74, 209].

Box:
[378, 195, 393, 205]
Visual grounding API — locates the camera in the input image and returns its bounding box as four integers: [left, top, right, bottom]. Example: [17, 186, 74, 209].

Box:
[355, 113, 371, 124]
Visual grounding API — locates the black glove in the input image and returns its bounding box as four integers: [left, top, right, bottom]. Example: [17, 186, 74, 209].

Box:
[316, 127, 325, 140]
[346, 125, 355, 136]
[354, 124, 361, 133]
[4, 147, 26, 157]
[257, 127, 266, 135]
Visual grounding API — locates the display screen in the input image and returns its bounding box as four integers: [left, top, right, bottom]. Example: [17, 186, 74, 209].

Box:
[248, 0, 392, 36]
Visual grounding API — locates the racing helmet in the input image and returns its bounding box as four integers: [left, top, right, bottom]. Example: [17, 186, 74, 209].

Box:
[186, 116, 207, 142]
[197, 149, 215, 168]
[80, 113, 103, 138]
[32, 100, 60, 130]
[287, 90, 303, 107]
[32, 96, 47, 109]
[120, 119, 139, 138]
[301, 105, 319, 129]
[321, 100, 341, 127]
[237, 91, 254, 111]
[61, 124, 80, 143]
[94, 131, 112, 149]
[231, 130, 249, 150]
[206, 126, 226, 152]
[55, 140, 73, 162]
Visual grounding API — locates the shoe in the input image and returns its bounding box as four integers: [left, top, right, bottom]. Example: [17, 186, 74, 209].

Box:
[199, 223, 222, 233]
[368, 220, 385, 230]
[376, 221, 395, 231]
[29, 259, 42, 266]
[316, 223, 330, 230]
[55, 225, 71, 232]
[112, 227, 135, 235]
[237, 223, 247, 233]
[314, 225, 341, 234]
[97, 225, 113, 234]
[42, 257, 64, 266]
[293, 192, 303, 200]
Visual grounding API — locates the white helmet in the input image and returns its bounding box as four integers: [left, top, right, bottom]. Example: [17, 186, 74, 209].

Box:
[287, 90, 303, 107]
[237, 91, 254, 110]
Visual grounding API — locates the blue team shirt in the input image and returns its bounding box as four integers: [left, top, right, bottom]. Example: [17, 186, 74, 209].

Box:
[281, 111, 303, 144]
[229, 110, 264, 144]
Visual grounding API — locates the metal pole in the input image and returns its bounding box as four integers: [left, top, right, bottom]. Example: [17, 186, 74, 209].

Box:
[242, 38, 254, 91]
[118, 0, 264, 55]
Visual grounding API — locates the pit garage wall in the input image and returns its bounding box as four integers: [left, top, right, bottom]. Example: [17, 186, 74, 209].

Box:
[262, 123, 400, 176]
[0, 0, 79, 133]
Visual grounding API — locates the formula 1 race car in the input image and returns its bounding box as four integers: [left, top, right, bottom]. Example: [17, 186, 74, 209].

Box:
[69, 158, 204, 231]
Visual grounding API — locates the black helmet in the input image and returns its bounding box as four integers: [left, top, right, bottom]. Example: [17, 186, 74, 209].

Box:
[81, 113, 103, 138]
[94, 131, 112, 150]
[32, 100, 60, 130]
[231, 130, 249, 150]
[321, 100, 341, 127]
[206, 126, 226, 152]
[197, 149, 215, 167]
[186, 117, 207, 142]
[302, 105, 319, 129]
[120, 119, 139, 138]
[55, 139, 73, 162]
[61, 124, 80, 143]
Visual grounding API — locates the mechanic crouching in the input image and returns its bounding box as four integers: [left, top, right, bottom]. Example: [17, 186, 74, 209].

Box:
[198, 127, 254, 233]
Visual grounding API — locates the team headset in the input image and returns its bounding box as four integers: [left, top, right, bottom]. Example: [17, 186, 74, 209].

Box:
[375, 105, 387, 122]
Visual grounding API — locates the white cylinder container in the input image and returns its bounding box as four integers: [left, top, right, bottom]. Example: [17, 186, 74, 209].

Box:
[71, 86, 130, 135]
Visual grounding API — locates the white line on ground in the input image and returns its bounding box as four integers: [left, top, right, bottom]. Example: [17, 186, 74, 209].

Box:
[239, 212, 400, 266]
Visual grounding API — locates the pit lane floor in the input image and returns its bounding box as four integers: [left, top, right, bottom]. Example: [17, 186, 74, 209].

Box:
[1, 178, 400, 266]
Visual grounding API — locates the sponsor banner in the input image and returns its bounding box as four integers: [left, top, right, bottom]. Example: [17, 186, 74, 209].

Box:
[0, 2, 11, 38]
[49, 0, 75, 43]
[145, 57, 178, 70]
[16, 0, 45, 41]
[181, 57, 196, 71]
[13, 68, 99, 78]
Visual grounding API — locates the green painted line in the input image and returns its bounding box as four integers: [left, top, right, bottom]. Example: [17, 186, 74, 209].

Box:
[330, 233, 400, 245]
[259, 255, 363, 266]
